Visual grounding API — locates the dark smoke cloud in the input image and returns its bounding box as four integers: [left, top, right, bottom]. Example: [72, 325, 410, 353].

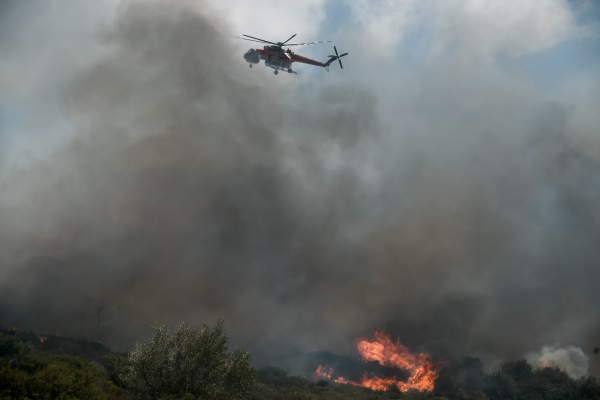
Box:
[1, 0, 599, 377]
[0, 0, 380, 350]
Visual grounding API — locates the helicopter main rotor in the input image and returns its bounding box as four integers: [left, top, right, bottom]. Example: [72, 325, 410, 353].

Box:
[232, 34, 332, 48]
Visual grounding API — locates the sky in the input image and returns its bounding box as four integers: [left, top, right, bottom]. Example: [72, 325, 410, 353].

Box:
[1, 0, 600, 376]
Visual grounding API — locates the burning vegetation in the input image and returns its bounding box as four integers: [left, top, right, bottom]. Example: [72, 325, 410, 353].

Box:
[2, 325, 600, 399]
[313, 365, 349, 383]
[313, 331, 441, 392]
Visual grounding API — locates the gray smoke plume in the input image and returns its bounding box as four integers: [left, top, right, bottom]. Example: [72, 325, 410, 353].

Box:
[526, 344, 589, 379]
[1, 0, 599, 376]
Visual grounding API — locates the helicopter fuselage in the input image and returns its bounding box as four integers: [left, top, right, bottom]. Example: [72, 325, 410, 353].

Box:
[244, 46, 329, 73]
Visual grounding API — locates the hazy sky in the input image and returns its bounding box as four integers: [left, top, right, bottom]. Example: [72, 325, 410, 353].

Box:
[1, 0, 600, 375]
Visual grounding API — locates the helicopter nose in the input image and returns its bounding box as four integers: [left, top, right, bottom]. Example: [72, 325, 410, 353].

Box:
[244, 49, 259, 63]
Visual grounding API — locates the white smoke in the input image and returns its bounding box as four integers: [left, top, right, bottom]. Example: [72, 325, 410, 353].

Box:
[526, 344, 589, 379]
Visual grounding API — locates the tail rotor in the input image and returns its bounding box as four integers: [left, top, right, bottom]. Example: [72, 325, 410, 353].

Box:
[333, 46, 348, 69]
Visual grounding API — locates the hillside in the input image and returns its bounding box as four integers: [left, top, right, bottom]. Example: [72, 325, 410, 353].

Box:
[2, 328, 600, 400]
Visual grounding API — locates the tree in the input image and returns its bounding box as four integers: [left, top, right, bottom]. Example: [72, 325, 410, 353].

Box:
[0, 333, 30, 360]
[579, 375, 600, 399]
[123, 320, 254, 400]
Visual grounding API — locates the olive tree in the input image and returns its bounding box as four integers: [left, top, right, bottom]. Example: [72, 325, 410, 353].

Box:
[123, 320, 254, 400]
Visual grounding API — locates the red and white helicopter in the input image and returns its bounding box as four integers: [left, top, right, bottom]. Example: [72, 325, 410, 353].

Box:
[233, 34, 348, 75]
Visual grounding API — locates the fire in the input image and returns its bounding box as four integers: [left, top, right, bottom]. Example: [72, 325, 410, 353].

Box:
[9, 327, 17, 331]
[313, 365, 333, 380]
[313, 365, 349, 383]
[40, 336, 47, 343]
[312, 331, 441, 392]
[351, 376, 398, 391]
[354, 331, 441, 392]
[537, 360, 566, 373]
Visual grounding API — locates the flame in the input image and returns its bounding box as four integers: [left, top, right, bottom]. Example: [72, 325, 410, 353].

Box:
[354, 331, 441, 392]
[351, 376, 398, 391]
[313, 365, 333, 380]
[40, 336, 47, 343]
[313, 365, 349, 383]
[9, 326, 17, 331]
[312, 331, 441, 392]
[537, 360, 566, 373]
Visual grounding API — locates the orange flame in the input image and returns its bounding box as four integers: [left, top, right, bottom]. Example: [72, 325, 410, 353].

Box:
[350, 376, 398, 391]
[40, 336, 47, 343]
[354, 331, 441, 392]
[312, 331, 441, 392]
[313, 365, 333, 380]
[313, 365, 349, 383]
[9, 326, 17, 331]
[537, 360, 566, 373]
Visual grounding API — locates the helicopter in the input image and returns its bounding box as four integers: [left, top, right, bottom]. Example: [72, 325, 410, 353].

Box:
[233, 34, 348, 75]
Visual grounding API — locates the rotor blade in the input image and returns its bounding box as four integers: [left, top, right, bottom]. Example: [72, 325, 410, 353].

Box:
[339, 53, 348, 57]
[231, 36, 269, 44]
[243, 34, 275, 44]
[334, 46, 342, 68]
[282, 34, 297, 44]
[243, 34, 277, 45]
[286, 40, 332, 46]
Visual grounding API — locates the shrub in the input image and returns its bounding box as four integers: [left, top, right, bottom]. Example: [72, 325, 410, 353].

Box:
[123, 320, 254, 400]
[103, 354, 130, 388]
[579, 375, 600, 399]
[0, 333, 30, 360]
[0, 355, 106, 400]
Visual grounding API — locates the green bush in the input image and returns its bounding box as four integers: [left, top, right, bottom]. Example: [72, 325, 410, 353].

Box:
[483, 359, 600, 400]
[123, 320, 254, 400]
[103, 354, 130, 389]
[579, 375, 600, 400]
[0, 355, 107, 400]
[0, 332, 30, 359]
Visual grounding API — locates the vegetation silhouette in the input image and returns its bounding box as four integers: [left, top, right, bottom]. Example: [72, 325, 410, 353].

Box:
[2, 326, 600, 399]
[123, 320, 254, 400]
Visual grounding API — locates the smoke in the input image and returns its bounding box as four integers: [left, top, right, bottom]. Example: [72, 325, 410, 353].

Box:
[1, 0, 600, 377]
[526, 344, 589, 379]
[0, 0, 381, 349]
